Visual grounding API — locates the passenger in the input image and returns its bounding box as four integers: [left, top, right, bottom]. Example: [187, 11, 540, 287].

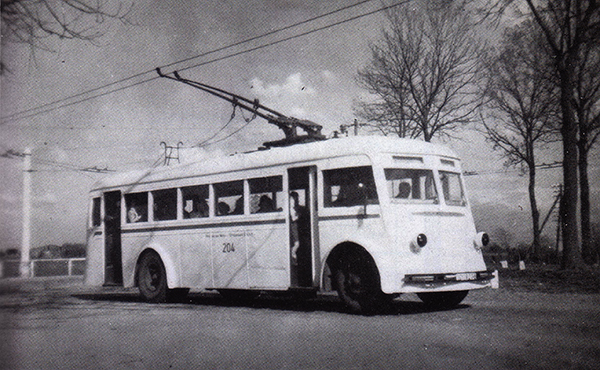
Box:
[188, 198, 209, 218]
[289, 192, 301, 263]
[197, 199, 209, 217]
[333, 184, 362, 206]
[128, 206, 142, 223]
[257, 195, 274, 213]
[396, 182, 411, 199]
[217, 202, 230, 216]
[232, 197, 244, 215]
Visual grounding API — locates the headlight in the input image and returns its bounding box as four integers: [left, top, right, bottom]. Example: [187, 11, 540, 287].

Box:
[410, 233, 428, 253]
[474, 232, 489, 250]
[416, 233, 428, 247]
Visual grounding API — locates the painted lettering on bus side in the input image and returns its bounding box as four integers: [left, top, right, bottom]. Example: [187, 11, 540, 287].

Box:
[222, 242, 235, 253]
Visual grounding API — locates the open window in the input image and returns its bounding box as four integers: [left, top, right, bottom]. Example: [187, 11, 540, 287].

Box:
[249, 176, 283, 214]
[153, 188, 177, 221]
[385, 169, 438, 204]
[214, 180, 244, 216]
[91, 197, 101, 227]
[323, 166, 378, 207]
[125, 192, 148, 223]
[182, 185, 209, 219]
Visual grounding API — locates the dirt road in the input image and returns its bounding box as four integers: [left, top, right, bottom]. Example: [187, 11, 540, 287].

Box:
[1, 277, 599, 369]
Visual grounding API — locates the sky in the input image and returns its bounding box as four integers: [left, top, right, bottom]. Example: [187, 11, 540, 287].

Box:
[1, 0, 598, 252]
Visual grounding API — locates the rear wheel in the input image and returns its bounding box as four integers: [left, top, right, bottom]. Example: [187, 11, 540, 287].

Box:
[138, 252, 168, 303]
[417, 290, 468, 309]
[334, 251, 389, 314]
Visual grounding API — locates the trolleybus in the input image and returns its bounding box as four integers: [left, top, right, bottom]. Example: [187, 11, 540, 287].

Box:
[85, 136, 491, 313]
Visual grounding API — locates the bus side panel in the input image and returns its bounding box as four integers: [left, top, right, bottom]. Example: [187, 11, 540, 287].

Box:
[179, 231, 212, 289]
[247, 222, 288, 289]
[121, 232, 181, 289]
[85, 232, 105, 286]
[211, 229, 248, 289]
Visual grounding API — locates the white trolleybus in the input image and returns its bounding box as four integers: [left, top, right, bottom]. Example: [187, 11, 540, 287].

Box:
[85, 135, 492, 313]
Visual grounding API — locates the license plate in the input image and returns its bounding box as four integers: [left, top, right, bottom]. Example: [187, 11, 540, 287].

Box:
[456, 272, 477, 281]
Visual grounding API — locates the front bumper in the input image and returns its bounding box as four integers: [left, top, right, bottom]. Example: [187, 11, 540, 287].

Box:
[399, 270, 494, 293]
[404, 270, 494, 284]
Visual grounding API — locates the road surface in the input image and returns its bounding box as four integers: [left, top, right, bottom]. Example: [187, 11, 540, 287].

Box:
[1, 277, 599, 369]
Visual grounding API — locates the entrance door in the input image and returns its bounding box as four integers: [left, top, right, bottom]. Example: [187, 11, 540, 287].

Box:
[104, 191, 123, 286]
[288, 167, 318, 287]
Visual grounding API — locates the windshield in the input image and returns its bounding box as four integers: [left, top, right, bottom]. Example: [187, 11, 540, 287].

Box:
[439, 171, 466, 206]
[385, 169, 438, 204]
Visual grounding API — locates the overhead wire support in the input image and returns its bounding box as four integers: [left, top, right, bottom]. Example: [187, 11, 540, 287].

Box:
[156, 68, 326, 147]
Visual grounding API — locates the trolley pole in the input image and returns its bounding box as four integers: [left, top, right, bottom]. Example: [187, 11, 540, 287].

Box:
[20, 148, 32, 278]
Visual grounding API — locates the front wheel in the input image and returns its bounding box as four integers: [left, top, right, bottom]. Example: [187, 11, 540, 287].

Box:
[334, 253, 389, 314]
[417, 290, 469, 309]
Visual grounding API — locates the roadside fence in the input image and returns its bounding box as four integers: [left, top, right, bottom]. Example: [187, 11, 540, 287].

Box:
[0, 258, 86, 278]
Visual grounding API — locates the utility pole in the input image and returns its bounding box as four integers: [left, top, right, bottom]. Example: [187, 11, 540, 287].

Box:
[20, 148, 32, 278]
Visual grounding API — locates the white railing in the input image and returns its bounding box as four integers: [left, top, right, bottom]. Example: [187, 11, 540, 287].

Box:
[1, 258, 86, 278]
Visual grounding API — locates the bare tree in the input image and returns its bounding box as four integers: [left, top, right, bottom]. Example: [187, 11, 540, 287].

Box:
[482, 22, 560, 261]
[522, 0, 600, 269]
[478, 0, 600, 268]
[575, 41, 600, 264]
[1, 0, 132, 73]
[355, 1, 485, 141]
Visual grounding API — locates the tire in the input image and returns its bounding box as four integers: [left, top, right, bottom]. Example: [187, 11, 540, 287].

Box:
[334, 252, 388, 314]
[138, 252, 168, 303]
[417, 290, 469, 309]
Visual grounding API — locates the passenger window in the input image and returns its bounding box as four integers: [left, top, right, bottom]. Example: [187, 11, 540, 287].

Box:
[182, 185, 209, 219]
[214, 180, 244, 216]
[385, 169, 438, 204]
[91, 197, 101, 227]
[249, 176, 283, 214]
[323, 166, 378, 207]
[125, 192, 148, 223]
[439, 171, 466, 206]
[153, 189, 177, 221]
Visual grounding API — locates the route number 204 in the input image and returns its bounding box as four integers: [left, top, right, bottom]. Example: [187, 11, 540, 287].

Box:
[222, 242, 235, 253]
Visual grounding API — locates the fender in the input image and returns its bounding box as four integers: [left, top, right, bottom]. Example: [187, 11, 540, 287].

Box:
[127, 242, 180, 289]
[320, 234, 400, 293]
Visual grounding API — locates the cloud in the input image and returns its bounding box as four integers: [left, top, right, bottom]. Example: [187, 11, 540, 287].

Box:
[320, 70, 336, 82]
[250, 73, 316, 101]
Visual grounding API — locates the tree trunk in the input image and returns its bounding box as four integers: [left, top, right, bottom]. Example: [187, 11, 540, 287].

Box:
[558, 64, 582, 270]
[528, 160, 541, 261]
[578, 138, 594, 264]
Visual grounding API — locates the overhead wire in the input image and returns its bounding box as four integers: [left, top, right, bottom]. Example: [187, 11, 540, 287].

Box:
[0, 0, 386, 124]
[1, 0, 416, 173]
[463, 162, 563, 176]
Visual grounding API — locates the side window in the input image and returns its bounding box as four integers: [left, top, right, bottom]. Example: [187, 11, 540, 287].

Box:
[182, 185, 209, 219]
[385, 169, 438, 204]
[125, 192, 148, 223]
[439, 171, 466, 206]
[323, 166, 378, 207]
[214, 180, 244, 216]
[249, 176, 283, 214]
[91, 197, 101, 227]
[153, 189, 177, 221]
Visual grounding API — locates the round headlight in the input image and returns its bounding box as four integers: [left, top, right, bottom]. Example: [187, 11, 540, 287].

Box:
[474, 232, 489, 249]
[416, 233, 428, 248]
